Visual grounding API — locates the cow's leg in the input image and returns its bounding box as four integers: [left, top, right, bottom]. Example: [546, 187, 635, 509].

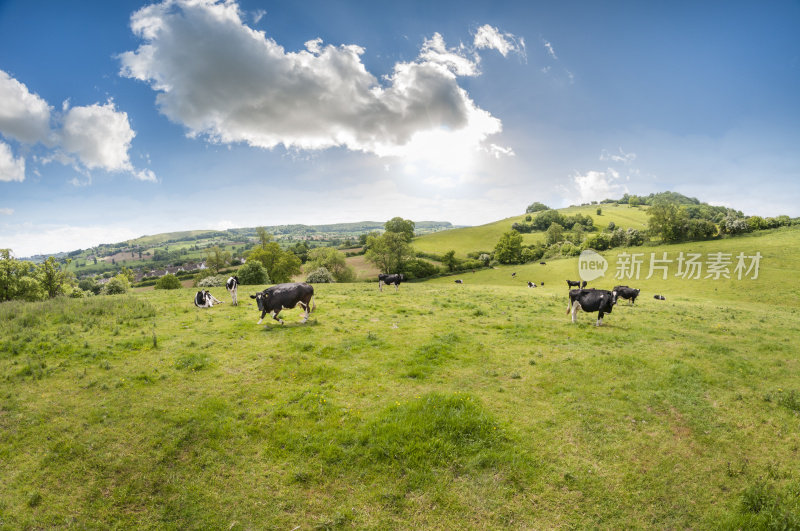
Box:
[231, 288, 237, 306]
[257, 309, 267, 325]
[394, 283, 399, 292]
[596, 311, 605, 326]
[299, 301, 310, 323]
[571, 301, 580, 323]
[272, 311, 284, 325]
[379, 280, 383, 292]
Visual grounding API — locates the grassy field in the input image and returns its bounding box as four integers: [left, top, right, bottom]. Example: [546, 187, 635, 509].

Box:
[2, 228, 800, 529]
[412, 204, 650, 258]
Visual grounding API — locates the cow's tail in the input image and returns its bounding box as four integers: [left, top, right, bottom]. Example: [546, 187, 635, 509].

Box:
[310, 294, 316, 313]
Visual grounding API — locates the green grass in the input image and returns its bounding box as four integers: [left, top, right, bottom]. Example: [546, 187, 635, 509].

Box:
[2, 228, 800, 528]
[412, 203, 650, 258]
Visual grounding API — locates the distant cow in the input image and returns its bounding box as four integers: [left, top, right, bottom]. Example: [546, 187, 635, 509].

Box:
[566, 280, 588, 289]
[613, 285, 641, 305]
[250, 282, 315, 325]
[226, 275, 240, 306]
[540, 281, 544, 286]
[194, 290, 222, 308]
[455, 279, 463, 284]
[654, 294, 666, 300]
[567, 288, 618, 326]
[540, 262, 546, 265]
[378, 273, 405, 292]
[512, 272, 517, 277]
[527, 281, 536, 288]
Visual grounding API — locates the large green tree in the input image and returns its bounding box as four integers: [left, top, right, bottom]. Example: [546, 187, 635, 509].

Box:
[37, 256, 73, 298]
[364, 232, 414, 274]
[247, 242, 302, 283]
[647, 199, 689, 242]
[384, 217, 415, 242]
[494, 231, 523, 264]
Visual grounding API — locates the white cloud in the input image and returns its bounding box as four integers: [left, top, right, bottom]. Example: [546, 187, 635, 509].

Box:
[571, 169, 628, 203]
[543, 40, 557, 60]
[473, 24, 526, 58]
[252, 9, 266, 23]
[0, 70, 155, 183]
[119, 0, 518, 167]
[0, 70, 52, 144]
[1, 223, 141, 257]
[0, 140, 25, 182]
[60, 101, 136, 172]
[600, 148, 636, 164]
[0, 207, 14, 215]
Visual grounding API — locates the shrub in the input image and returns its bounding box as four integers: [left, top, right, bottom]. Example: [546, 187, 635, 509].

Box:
[584, 233, 611, 251]
[196, 275, 225, 288]
[104, 275, 129, 295]
[155, 274, 183, 290]
[306, 267, 335, 283]
[403, 259, 440, 279]
[237, 261, 270, 285]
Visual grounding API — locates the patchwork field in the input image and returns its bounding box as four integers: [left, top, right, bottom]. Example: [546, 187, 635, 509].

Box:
[2, 228, 799, 529]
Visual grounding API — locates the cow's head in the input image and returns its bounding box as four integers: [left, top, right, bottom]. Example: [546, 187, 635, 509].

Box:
[250, 291, 268, 312]
[611, 290, 619, 305]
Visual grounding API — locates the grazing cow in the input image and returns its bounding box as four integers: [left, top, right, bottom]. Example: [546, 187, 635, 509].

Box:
[194, 290, 222, 308]
[378, 273, 405, 292]
[250, 282, 315, 325]
[613, 285, 640, 305]
[566, 288, 618, 326]
[511, 272, 516, 277]
[226, 275, 240, 306]
[566, 280, 588, 289]
[455, 279, 463, 284]
[540, 262, 546, 265]
[654, 294, 666, 300]
[527, 281, 536, 288]
[540, 281, 545, 286]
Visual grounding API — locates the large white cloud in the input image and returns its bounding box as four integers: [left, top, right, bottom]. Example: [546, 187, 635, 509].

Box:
[119, 0, 516, 161]
[572, 169, 628, 203]
[0, 140, 25, 182]
[0, 70, 52, 144]
[0, 70, 154, 183]
[60, 102, 136, 172]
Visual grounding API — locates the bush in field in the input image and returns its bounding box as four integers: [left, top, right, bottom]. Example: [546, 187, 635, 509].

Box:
[403, 258, 440, 279]
[155, 274, 183, 290]
[196, 275, 225, 288]
[104, 275, 129, 295]
[306, 267, 335, 283]
[237, 261, 270, 285]
[305, 247, 355, 282]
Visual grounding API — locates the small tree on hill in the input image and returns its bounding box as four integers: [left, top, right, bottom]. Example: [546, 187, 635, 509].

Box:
[237, 261, 270, 285]
[365, 232, 413, 273]
[384, 217, 416, 242]
[305, 247, 355, 282]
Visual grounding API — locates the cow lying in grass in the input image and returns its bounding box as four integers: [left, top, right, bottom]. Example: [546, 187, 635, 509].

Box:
[250, 282, 315, 325]
[194, 290, 222, 308]
[567, 288, 618, 326]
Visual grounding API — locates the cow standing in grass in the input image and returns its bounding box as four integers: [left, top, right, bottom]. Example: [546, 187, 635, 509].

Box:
[250, 282, 315, 325]
[613, 285, 640, 305]
[226, 276, 240, 306]
[567, 288, 618, 326]
[566, 279, 587, 289]
[378, 273, 404, 292]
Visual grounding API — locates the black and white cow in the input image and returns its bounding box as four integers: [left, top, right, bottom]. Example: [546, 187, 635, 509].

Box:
[226, 276, 240, 306]
[249, 282, 315, 325]
[566, 288, 618, 326]
[566, 279, 588, 289]
[613, 285, 640, 305]
[527, 281, 536, 288]
[455, 279, 463, 284]
[378, 273, 405, 292]
[194, 289, 223, 308]
[654, 294, 666, 300]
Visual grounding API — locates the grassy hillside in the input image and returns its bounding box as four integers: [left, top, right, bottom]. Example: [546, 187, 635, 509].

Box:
[412, 203, 650, 258]
[2, 227, 799, 528]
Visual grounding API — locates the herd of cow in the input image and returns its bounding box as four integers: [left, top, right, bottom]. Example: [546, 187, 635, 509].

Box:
[193, 272, 661, 327]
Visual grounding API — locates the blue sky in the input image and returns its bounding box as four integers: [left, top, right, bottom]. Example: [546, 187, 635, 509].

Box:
[1, 0, 799, 257]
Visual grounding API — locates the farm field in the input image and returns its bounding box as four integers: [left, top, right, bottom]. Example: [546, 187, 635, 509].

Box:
[412, 203, 651, 258]
[2, 228, 800, 528]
